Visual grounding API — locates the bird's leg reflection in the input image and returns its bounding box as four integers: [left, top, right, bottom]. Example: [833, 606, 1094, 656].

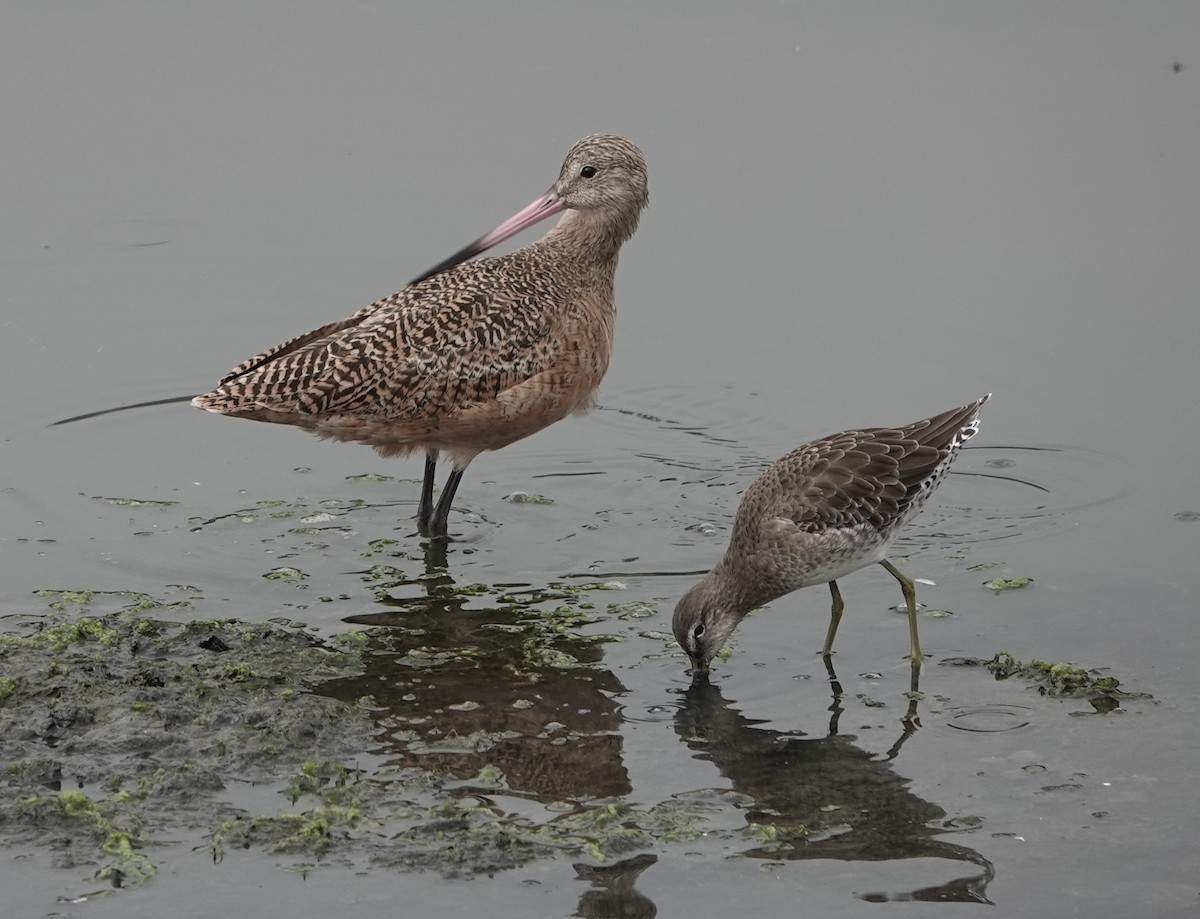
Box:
[418, 532, 450, 575]
[885, 666, 923, 761]
[821, 652, 845, 736]
[821, 652, 920, 758]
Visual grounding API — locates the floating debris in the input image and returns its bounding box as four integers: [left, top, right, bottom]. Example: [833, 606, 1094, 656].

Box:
[93, 496, 179, 508]
[504, 491, 555, 505]
[984, 652, 1124, 698]
[263, 567, 309, 582]
[983, 576, 1032, 593]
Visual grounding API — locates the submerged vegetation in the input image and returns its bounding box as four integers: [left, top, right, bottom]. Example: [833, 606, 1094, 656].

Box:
[0, 584, 704, 894]
[0, 589, 378, 888]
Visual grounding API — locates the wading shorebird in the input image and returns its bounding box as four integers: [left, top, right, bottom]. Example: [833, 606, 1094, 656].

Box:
[673, 396, 989, 672]
[194, 135, 648, 537]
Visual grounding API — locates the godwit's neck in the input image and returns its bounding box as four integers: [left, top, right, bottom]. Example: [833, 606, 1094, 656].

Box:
[542, 207, 639, 266]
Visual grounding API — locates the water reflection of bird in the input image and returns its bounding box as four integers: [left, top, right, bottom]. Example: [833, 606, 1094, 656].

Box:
[674, 669, 994, 904]
[573, 853, 658, 919]
[317, 547, 631, 801]
[194, 134, 648, 538]
[674, 396, 989, 670]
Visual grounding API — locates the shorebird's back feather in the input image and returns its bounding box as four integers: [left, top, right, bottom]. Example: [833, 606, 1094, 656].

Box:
[736, 397, 988, 541]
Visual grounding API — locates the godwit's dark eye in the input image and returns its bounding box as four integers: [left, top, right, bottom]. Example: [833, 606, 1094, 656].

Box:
[580, 165, 598, 178]
[693, 623, 705, 639]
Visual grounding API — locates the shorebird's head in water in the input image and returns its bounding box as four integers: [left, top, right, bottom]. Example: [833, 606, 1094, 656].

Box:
[672, 579, 739, 672]
[555, 134, 649, 220]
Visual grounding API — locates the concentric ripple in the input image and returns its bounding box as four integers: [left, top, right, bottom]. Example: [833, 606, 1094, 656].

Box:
[943, 704, 1033, 733]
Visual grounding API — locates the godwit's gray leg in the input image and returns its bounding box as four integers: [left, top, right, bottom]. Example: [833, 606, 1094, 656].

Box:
[192, 135, 648, 542]
[673, 395, 989, 674]
[427, 466, 465, 538]
[418, 449, 438, 530]
[880, 559, 923, 668]
[821, 580, 845, 657]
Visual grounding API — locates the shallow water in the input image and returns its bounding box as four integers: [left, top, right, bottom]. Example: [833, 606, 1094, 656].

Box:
[3, 3, 1199, 917]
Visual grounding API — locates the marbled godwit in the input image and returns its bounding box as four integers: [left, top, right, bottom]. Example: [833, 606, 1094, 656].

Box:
[193, 134, 648, 537]
[673, 396, 989, 671]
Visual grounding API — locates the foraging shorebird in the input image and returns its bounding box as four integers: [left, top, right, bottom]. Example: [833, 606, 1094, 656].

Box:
[673, 396, 989, 671]
[193, 134, 648, 537]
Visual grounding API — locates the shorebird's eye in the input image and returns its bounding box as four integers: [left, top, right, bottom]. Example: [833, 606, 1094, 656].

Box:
[693, 623, 705, 639]
[580, 165, 598, 179]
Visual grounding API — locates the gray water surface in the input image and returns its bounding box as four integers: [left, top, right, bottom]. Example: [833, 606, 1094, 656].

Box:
[3, 4, 1198, 917]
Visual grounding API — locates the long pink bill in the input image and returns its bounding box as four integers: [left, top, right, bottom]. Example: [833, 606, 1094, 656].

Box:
[409, 185, 565, 286]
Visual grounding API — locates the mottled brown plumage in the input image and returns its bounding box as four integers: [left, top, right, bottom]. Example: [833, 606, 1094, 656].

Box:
[194, 135, 648, 536]
[673, 396, 989, 671]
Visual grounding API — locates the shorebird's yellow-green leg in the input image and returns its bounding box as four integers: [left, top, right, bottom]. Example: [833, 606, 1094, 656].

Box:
[821, 580, 845, 656]
[880, 559, 923, 668]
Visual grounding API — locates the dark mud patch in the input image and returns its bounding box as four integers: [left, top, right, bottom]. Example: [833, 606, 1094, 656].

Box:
[0, 587, 711, 897]
[0, 590, 377, 887]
